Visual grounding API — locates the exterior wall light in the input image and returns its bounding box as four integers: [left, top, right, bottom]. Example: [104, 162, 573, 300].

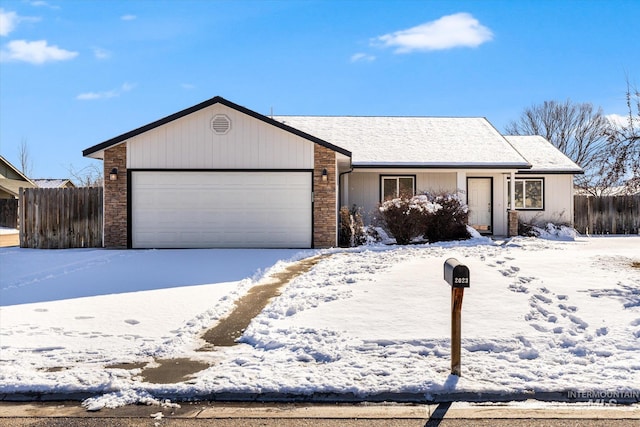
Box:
[109, 168, 118, 181]
[322, 168, 328, 182]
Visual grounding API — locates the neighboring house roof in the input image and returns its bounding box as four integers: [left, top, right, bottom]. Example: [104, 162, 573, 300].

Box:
[273, 116, 532, 169]
[83, 96, 351, 159]
[575, 185, 640, 196]
[0, 154, 37, 197]
[33, 179, 76, 188]
[504, 135, 584, 174]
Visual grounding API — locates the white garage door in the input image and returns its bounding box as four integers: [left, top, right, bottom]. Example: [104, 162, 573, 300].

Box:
[131, 171, 312, 248]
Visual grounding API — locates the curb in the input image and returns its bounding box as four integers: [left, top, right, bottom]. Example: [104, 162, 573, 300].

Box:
[1, 401, 639, 420]
[2, 390, 639, 405]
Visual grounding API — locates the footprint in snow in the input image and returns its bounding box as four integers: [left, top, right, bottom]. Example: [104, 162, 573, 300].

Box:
[500, 266, 521, 277]
[558, 304, 578, 312]
[530, 323, 548, 333]
[508, 283, 529, 293]
[533, 293, 553, 304]
[124, 319, 140, 325]
[568, 315, 588, 329]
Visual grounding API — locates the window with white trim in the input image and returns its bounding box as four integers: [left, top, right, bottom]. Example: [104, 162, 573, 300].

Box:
[508, 178, 544, 210]
[381, 176, 415, 200]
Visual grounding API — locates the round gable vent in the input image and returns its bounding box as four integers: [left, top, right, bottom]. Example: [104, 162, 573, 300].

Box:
[210, 114, 231, 135]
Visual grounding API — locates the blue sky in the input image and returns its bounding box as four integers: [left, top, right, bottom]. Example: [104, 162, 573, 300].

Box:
[1, 0, 638, 180]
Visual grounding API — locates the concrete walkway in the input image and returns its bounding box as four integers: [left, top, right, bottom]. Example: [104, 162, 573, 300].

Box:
[109, 254, 329, 385]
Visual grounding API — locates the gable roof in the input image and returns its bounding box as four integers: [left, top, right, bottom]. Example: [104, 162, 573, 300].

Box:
[504, 135, 584, 174]
[83, 96, 351, 159]
[0, 155, 37, 197]
[273, 116, 531, 169]
[33, 179, 76, 188]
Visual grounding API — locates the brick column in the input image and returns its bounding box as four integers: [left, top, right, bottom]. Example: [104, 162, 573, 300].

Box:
[508, 210, 519, 237]
[103, 144, 127, 248]
[313, 145, 337, 248]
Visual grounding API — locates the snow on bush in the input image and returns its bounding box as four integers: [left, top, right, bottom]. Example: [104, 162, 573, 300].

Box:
[378, 195, 442, 244]
[534, 223, 579, 240]
[378, 192, 470, 245]
[421, 192, 470, 243]
[339, 205, 367, 247]
[519, 221, 578, 241]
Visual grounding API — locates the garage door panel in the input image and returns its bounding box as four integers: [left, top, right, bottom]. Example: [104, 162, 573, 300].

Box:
[132, 171, 312, 248]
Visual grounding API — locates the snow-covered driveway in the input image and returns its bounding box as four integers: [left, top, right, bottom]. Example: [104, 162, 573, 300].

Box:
[1, 236, 639, 408]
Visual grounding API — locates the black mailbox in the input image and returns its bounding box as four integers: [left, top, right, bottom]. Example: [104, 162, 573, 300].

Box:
[444, 258, 470, 288]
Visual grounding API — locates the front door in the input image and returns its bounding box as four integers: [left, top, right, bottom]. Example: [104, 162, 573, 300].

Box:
[467, 178, 492, 234]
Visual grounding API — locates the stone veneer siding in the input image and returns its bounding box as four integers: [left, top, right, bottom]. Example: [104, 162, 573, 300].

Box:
[508, 210, 519, 237]
[313, 144, 337, 248]
[103, 143, 128, 248]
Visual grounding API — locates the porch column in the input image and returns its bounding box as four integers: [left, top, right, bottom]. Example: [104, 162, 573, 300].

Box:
[456, 171, 466, 201]
[510, 171, 516, 210]
[508, 171, 518, 236]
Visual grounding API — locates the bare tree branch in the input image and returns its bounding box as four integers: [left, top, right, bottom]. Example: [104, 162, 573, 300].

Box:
[18, 138, 33, 177]
[505, 99, 612, 193]
[66, 163, 104, 187]
[602, 78, 640, 193]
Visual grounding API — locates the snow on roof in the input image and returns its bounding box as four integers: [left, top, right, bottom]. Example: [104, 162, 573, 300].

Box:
[273, 116, 530, 168]
[33, 179, 75, 188]
[504, 136, 584, 174]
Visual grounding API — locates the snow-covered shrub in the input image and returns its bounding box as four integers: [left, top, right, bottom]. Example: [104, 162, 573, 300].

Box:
[518, 220, 578, 240]
[339, 205, 366, 247]
[421, 192, 471, 243]
[378, 195, 442, 245]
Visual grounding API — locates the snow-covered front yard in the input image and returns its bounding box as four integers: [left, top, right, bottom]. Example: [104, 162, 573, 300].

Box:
[1, 235, 639, 409]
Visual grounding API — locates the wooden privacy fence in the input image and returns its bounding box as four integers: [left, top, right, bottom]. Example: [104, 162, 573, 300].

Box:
[574, 195, 640, 235]
[0, 198, 19, 228]
[19, 187, 103, 249]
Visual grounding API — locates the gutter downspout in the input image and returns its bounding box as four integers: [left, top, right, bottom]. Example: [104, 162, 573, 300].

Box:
[338, 162, 354, 210]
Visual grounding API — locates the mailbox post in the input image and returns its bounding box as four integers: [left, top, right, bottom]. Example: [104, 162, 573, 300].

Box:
[443, 258, 470, 376]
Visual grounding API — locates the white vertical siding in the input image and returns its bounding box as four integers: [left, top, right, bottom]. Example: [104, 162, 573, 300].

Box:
[515, 174, 575, 225]
[345, 171, 457, 223]
[127, 104, 314, 169]
[347, 172, 379, 221]
[416, 172, 457, 194]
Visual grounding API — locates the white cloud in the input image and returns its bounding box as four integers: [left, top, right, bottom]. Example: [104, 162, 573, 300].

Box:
[350, 52, 376, 63]
[93, 47, 111, 59]
[0, 9, 19, 36]
[29, 1, 60, 9]
[76, 82, 136, 100]
[607, 113, 639, 127]
[375, 12, 493, 53]
[0, 9, 42, 36]
[121, 14, 136, 21]
[0, 39, 77, 64]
